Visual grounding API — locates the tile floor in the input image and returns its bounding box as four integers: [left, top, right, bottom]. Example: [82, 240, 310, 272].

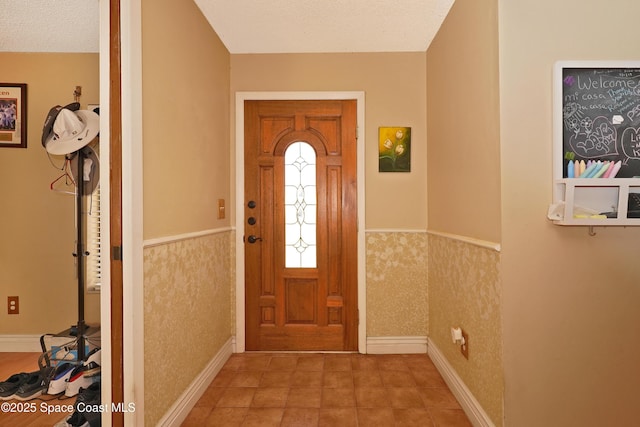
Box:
[181, 353, 472, 426]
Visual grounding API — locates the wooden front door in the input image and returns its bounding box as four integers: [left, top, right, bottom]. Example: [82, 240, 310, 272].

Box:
[244, 99, 358, 351]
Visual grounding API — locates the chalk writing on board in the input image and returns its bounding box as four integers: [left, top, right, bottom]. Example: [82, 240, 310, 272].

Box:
[561, 68, 640, 177]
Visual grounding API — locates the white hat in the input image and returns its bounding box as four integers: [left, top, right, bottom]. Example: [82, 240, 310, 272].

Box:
[44, 108, 99, 155]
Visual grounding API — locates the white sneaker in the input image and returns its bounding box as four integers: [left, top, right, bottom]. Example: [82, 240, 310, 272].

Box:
[47, 363, 76, 395]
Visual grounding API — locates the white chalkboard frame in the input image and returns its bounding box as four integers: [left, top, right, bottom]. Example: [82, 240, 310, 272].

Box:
[553, 60, 640, 181]
[551, 61, 640, 226]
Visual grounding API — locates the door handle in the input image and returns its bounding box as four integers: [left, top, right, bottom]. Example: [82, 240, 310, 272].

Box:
[247, 235, 263, 244]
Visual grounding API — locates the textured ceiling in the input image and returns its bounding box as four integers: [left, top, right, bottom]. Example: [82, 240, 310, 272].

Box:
[195, 0, 455, 53]
[0, 0, 99, 53]
[0, 0, 453, 54]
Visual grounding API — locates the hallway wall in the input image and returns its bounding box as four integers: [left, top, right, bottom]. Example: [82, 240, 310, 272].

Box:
[141, 0, 231, 424]
[426, 0, 503, 424]
[0, 53, 100, 335]
[499, 0, 640, 425]
[230, 52, 429, 339]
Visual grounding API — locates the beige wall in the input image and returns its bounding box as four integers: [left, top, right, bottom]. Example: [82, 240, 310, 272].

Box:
[230, 53, 430, 342]
[426, 0, 504, 425]
[426, 0, 501, 243]
[0, 53, 100, 334]
[230, 52, 428, 231]
[499, 0, 640, 425]
[143, 0, 230, 239]
[141, 0, 232, 424]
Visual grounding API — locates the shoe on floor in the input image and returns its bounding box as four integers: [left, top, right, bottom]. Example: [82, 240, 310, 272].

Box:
[13, 368, 53, 401]
[55, 382, 101, 427]
[84, 348, 101, 366]
[54, 410, 90, 427]
[64, 365, 99, 398]
[0, 372, 29, 400]
[48, 362, 76, 395]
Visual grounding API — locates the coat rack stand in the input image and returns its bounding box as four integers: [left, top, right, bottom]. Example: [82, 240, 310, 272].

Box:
[72, 147, 88, 362]
[39, 94, 101, 367]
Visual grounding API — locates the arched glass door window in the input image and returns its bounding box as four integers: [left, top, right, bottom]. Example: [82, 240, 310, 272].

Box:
[284, 141, 317, 268]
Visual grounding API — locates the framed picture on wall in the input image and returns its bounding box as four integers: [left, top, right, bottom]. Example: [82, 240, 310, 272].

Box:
[0, 83, 27, 148]
[379, 126, 411, 172]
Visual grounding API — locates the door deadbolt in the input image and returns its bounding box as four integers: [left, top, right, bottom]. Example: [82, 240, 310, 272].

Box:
[248, 217, 257, 225]
[247, 200, 257, 209]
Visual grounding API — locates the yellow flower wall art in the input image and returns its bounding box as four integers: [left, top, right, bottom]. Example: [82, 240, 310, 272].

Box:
[379, 126, 411, 172]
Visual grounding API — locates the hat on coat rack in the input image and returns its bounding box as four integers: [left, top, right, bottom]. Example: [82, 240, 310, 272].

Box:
[42, 104, 99, 155]
[41, 102, 79, 147]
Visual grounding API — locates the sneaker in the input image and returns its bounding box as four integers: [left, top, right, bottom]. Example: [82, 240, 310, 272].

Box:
[0, 372, 29, 400]
[64, 365, 99, 398]
[47, 362, 76, 395]
[54, 410, 90, 427]
[13, 368, 53, 401]
[55, 382, 101, 427]
[84, 348, 101, 366]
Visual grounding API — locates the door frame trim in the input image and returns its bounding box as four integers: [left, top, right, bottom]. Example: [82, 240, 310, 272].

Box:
[234, 91, 367, 353]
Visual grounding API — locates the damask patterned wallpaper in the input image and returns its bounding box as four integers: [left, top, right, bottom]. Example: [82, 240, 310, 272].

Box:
[143, 232, 232, 426]
[428, 233, 503, 426]
[365, 231, 429, 337]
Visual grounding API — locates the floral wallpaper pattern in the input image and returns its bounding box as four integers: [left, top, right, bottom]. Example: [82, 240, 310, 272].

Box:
[143, 231, 232, 426]
[366, 231, 429, 337]
[142, 230, 502, 425]
[428, 233, 503, 426]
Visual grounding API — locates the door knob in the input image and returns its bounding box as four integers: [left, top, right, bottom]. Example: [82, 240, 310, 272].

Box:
[247, 235, 262, 244]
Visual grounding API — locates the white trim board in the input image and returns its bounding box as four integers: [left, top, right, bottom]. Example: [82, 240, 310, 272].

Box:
[366, 336, 427, 354]
[427, 230, 501, 252]
[143, 227, 234, 248]
[427, 337, 496, 427]
[157, 337, 233, 427]
[0, 335, 42, 352]
[235, 91, 367, 353]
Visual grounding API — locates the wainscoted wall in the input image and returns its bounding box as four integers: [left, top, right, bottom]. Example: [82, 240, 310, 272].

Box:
[428, 233, 503, 426]
[143, 230, 233, 426]
[365, 231, 429, 337]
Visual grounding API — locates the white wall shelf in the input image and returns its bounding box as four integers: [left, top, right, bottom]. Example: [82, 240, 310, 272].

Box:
[551, 178, 640, 226]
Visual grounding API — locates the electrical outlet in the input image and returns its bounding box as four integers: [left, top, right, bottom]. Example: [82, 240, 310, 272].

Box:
[7, 296, 19, 315]
[460, 329, 469, 359]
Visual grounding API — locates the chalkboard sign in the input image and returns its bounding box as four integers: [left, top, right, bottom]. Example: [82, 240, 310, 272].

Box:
[556, 62, 640, 178]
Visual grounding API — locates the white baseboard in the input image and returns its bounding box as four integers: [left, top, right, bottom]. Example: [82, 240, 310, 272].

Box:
[366, 336, 427, 354]
[427, 337, 496, 427]
[0, 335, 42, 352]
[157, 336, 234, 427]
